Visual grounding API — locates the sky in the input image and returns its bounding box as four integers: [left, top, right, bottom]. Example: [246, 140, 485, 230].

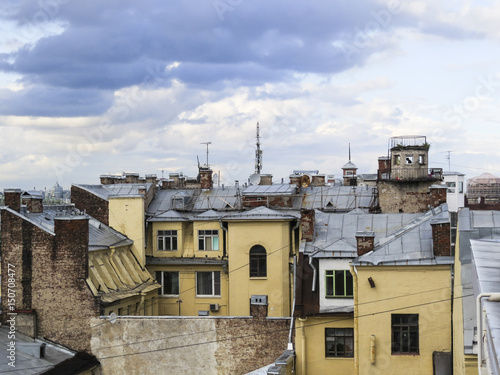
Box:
[1, 0, 500, 191]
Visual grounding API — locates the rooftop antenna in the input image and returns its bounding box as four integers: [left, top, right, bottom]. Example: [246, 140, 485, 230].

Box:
[201, 142, 211, 167]
[445, 151, 453, 171]
[255, 122, 262, 174]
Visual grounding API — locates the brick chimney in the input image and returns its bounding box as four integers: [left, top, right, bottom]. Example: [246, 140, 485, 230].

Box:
[4, 189, 22, 212]
[356, 231, 375, 256]
[26, 197, 43, 213]
[125, 173, 140, 184]
[429, 186, 447, 208]
[199, 168, 213, 189]
[289, 175, 301, 188]
[431, 219, 451, 256]
[300, 209, 315, 242]
[259, 174, 273, 186]
[311, 175, 326, 187]
[54, 216, 89, 279]
[100, 175, 114, 185]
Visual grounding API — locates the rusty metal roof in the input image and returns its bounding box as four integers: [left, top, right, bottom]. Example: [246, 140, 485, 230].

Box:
[87, 248, 160, 304]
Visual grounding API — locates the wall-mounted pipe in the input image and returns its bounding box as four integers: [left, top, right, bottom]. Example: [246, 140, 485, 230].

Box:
[298, 317, 307, 375]
[370, 335, 376, 364]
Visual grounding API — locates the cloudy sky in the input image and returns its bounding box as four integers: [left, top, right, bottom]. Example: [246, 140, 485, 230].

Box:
[1, 0, 500, 191]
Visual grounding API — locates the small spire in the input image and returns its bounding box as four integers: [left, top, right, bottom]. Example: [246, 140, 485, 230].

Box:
[348, 143, 351, 162]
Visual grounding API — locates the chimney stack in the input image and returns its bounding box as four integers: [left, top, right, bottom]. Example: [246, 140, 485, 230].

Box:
[259, 174, 273, 186]
[4, 189, 22, 212]
[54, 216, 89, 279]
[300, 209, 315, 242]
[26, 196, 43, 213]
[199, 168, 213, 189]
[125, 173, 140, 184]
[431, 219, 451, 257]
[356, 231, 375, 256]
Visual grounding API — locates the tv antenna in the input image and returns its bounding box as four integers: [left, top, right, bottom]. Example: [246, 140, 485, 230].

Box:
[255, 122, 262, 174]
[201, 142, 211, 167]
[445, 151, 453, 171]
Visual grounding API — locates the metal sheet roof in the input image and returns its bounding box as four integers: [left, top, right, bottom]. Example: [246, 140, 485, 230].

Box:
[471, 239, 500, 373]
[242, 184, 296, 196]
[353, 204, 454, 266]
[74, 183, 153, 201]
[309, 210, 422, 258]
[87, 248, 160, 304]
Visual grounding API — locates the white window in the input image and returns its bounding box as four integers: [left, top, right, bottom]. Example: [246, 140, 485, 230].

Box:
[418, 154, 425, 164]
[405, 155, 413, 164]
[198, 230, 219, 251]
[156, 271, 179, 296]
[196, 271, 221, 297]
[158, 230, 178, 251]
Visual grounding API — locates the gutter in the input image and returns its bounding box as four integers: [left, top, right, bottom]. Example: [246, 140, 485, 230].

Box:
[287, 255, 297, 350]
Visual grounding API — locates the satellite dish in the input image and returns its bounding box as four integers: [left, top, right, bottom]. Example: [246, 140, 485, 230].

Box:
[249, 173, 261, 185]
[109, 312, 117, 324]
[300, 174, 311, 188]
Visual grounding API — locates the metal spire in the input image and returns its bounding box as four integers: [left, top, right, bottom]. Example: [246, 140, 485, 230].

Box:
[255, 122, 262, 174]
[349, 143, 351, 162]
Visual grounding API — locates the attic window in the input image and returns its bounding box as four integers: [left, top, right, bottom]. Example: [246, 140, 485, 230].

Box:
[326, 201, 334, 208]
[405, 155, 413, 164]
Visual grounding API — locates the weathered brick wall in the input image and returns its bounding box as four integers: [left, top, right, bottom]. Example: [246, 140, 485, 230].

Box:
[1, 209, 101, 352]
[72, 185, 109, 225]
[378, 181, 444, 213]
[431, 222, 451, 256]
[32, 217, 100, 352]
[90, 316, 291, 375]
[300, 209, 315, 242]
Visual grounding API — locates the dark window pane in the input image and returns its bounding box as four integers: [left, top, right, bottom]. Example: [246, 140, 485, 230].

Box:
[345, 271, 353, 296]
[335, 270, 345, 296]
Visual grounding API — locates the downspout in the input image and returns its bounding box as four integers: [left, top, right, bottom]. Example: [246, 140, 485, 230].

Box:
[288, 255, 297, 350]
[477, 293, 500, 374]
[351, 264, 359, 375]
[308, 249, 321, 292]
[298, 317, 307, 375]
[219, 220, 228, 259]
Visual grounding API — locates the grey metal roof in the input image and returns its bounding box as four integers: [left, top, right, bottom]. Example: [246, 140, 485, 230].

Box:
[0, 326, 74, 374]
[307, 210, 422, 258]
[342, 161, 357, 169]
[146, 257, 228, 266]
[242, 184, 296, 196]
[22, 206, 132, 251]
[301, 185, 374, 211]
[353, 204, 454, 266]
[224, 206, 300, 221]
[471, 239, 500, 373]
[74, 183, 153, 201]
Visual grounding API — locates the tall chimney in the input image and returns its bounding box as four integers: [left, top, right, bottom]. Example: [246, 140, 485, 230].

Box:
[431, 219, 451, 257]
[199, 168, 213, 189]
[4, 189, 22, 212]
[26, 197, 43, 213]
[300, 209, 315, 242]
[356, 231, 375, 256]
[54, 216, 89, 279]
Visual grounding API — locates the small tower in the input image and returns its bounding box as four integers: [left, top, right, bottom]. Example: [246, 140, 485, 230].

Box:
[342, 144, 358, 186]
[389, 136, 430, 180]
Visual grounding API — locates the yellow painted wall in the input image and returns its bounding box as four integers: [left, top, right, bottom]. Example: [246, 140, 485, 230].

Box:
[227, 221, 292, 317]
[452, 221, 478, 374]
[355, 266, 452, 375]
[295, 316, 355, 375]
[109, 196, 146, 265]
[103, 292, 158, 316]
[147, 265, 229, 316]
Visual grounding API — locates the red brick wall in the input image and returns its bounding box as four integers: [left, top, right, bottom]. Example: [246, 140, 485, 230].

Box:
[356, 236, 375, 256]
[71, 185, 109, 225]
[300, 210, 315, 242]
[431, 222, 451, 256]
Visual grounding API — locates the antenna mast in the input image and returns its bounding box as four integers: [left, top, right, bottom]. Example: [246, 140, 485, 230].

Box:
[445, 151, 452, 171]
[201, 142, 211, 167]
[255, 122, 262, 174]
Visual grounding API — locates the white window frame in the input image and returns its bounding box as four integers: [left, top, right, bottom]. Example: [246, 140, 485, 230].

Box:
[196, 271, 221, 297]
[198, 230, 219, 251]
[157, 230, 178, 251]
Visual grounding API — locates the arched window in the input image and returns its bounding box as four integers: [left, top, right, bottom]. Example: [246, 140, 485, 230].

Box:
[249, 245, 267, 277]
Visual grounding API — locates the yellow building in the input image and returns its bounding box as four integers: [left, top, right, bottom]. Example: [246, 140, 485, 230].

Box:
[352, 204, 454, 375]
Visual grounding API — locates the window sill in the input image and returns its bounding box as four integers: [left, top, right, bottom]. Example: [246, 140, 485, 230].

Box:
[158, 295, 180, 298]
[196, 295, 221, 299]
[391, 353, 420, 356]
[325, 296, 354, 299]
[325, 356, 354, 360]
[250, 277, 267, 280]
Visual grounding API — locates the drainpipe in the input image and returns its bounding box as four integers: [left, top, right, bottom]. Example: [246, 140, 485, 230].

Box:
[476, 292, 500, 374]
[351, 264, 359, 374]
[288, 255, 297, 350]
[219, 220, 228, 259]
[298, 317, 307, 375]
[308, 249, 321, 292]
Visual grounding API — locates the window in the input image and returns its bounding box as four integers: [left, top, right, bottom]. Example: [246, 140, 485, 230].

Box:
[156, 271, 179, 296]
[394, 155, 401, 165]
[459, 182, 464, 193]
[392, 314, 419, 354]
[325, 328, 354, 357]
[196, 271, 221, 297]
[418, 154, 425, 164]
[405, 155, 413, 164]
[325, 270, 353, 297]
[198, 230, 219, 251]
[249, 245, 267, 277]
[157, 230, 178, 251]
[446, 182, 456, 193]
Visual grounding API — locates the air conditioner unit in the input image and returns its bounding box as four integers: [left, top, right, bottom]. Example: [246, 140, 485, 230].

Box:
[250, 295, 268, 305]
[209, 303, 220, 312]
[198, 310, 209, 316]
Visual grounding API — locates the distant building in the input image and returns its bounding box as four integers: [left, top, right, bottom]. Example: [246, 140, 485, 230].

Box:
[466, 172, 500, 202]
